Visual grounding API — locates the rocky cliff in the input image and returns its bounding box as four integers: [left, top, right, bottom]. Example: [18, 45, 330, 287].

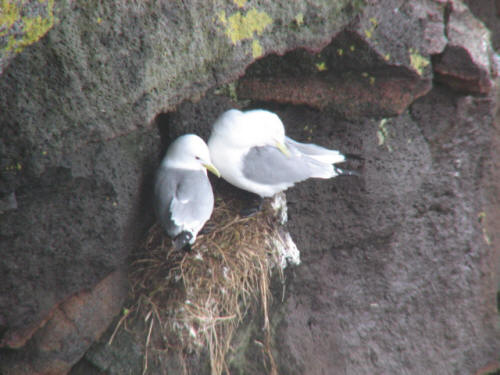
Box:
[1, 0, 499, 374]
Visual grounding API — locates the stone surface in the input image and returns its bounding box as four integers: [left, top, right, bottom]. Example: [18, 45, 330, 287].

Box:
[434, 0, 496, 93]
[237, 47, 432, 117]
[0, 0, 58, 74]
[0, 0, 360, 352]
[272, 88, 499, 375]
[237, 0, 448, 117]
[0, 0, 499, 374]
[0, 0, 359, 190]
[0, 270, 127, 374]
[0, 0, 360, 371]
[465, 0, 500, 51]
[0, 130, 158, 351]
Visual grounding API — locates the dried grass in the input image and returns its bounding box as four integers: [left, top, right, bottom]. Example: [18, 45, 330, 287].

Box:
[114, 196, 284, 375]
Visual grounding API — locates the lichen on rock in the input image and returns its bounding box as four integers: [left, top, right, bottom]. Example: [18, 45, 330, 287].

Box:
[0, 0, 56, 72]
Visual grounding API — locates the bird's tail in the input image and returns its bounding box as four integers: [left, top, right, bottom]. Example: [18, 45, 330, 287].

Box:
[285, 137, 346, 164]
[173, 231, 193, 251]
[344, 153, 364, 161]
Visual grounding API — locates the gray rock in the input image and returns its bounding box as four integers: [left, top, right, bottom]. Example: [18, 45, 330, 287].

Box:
[0, 271, 127, 375]
[434, 0, 496, 93]
[0, 0, 498, 374]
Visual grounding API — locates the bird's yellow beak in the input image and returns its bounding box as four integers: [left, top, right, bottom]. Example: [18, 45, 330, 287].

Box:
[203, 163, 221, 178]
[275, 141, 290, 158]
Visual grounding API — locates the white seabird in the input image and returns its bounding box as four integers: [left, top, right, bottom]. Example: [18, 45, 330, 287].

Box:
[154, 134, 220, 250]
[207, 109, 353, 198]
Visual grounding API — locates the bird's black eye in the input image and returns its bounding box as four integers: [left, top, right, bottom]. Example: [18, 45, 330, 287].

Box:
[195, 156, 200, 160]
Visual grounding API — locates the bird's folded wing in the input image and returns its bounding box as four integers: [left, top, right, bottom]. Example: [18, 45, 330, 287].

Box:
[242, 145, 334, 184]
[285, 136, 345, 164]
[169, 170, 213, 227]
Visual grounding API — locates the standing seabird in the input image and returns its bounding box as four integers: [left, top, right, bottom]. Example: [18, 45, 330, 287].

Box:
[207, 109, 355, 200]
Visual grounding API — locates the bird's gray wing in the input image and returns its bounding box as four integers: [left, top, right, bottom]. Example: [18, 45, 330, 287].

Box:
[285, 137, 345, 164]
[154, 167, 176, 235]
[170, 170, 214, 227]
[154, 168, 214, 237]
[242, 145, 333, 185]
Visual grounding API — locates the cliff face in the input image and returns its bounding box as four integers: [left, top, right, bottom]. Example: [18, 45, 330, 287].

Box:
[1, 1, 499, 374]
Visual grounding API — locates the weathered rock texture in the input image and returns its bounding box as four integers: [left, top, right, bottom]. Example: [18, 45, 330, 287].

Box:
[0, 0, 499, 374]
[1, 271, 127, 374]
[0, 0, 56, 74]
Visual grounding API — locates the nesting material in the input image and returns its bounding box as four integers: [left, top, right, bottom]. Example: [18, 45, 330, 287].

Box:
[118, 193, 298, 375]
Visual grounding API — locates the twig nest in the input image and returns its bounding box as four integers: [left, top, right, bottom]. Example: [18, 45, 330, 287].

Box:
[118, 193, 300, 375]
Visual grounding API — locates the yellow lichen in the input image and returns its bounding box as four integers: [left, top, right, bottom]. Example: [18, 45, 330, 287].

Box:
[214, 82, 238, 101]
[233, 0, 247, 7]
[364, 22, 378, 39]
[337, 48, 343, 56]
[224, 8, 272, 44]
[294, 12, 304, 26]
[5, 161, 23, 171]
[377, 119, 392, 152]
[2, 0, 55, 53]
[362, 72, 375, 85]
[0, 0, 20, 37]
[315, 61, 327, 72]
[252, 39, 263, 58]
[218, 10, 227, 25]
[477, 212, 492, 245]
[5, 34, 17, 51]
[409, 48, 429, 76]
[363, 17, 378, 40]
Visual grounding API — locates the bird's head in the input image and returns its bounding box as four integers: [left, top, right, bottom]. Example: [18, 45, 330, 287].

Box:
[210, 109, 289, 156]
[165, 134, 221, 177]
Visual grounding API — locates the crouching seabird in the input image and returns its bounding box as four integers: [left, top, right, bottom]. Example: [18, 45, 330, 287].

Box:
[154, 134, 220, 250]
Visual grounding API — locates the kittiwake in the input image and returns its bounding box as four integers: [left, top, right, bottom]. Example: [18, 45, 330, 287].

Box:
[207, 109, 356, 199]
[154, 134, 220, 251]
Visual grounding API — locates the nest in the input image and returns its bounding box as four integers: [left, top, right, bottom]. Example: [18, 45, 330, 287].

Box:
[111, 195, 288, 375]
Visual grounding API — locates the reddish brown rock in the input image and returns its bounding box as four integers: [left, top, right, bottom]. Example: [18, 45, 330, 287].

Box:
[237, 74, 431, 117]
[237, 0, 448, 117]
[474, 361, 500, 375]
[433, 0, 496, 94]
[0, 271, 127, 375]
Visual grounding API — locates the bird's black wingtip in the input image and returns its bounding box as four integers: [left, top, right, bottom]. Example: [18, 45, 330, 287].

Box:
[344, 153, 364, 161]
